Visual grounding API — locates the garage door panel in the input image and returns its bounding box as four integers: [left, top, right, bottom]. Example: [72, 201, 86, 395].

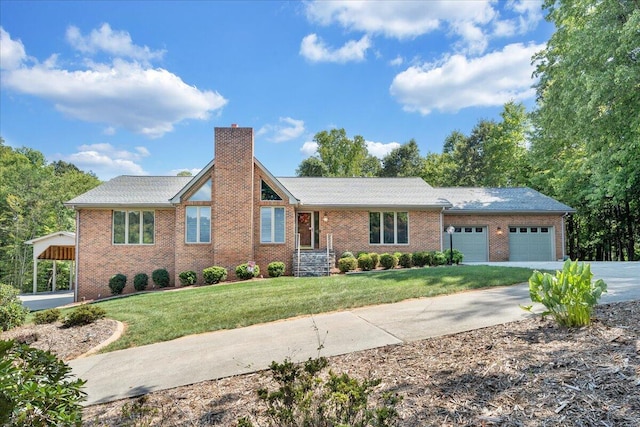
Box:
[509, 226, 554, 261]
[444, 226, 488, 262]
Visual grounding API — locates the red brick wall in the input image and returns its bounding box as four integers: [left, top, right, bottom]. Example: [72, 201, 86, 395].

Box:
[76, 209, 176, 300]
[443, 213, 565, 261]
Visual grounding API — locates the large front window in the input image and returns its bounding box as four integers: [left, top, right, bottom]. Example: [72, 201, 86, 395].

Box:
[113, 210, 154, 244]
[369, 212, 408, 244]
[186, 206, 211, 243]
[261, 207, 285, 243]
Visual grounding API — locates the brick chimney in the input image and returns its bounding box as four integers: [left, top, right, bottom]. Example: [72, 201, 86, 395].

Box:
[213, 126, 254, 271]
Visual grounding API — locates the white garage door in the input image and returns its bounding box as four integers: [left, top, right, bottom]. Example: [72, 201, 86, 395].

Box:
[444, 226, 488, 262]
[509, 226, 554, 261]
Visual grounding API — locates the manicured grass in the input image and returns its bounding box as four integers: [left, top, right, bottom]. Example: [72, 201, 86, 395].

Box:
[92, 265, 534, 352]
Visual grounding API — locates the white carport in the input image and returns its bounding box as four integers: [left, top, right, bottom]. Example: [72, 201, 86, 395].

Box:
[25, 231, 76, 294]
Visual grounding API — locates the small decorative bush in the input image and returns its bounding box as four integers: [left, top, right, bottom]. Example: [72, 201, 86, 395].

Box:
[430, 251, 447, 266]
[412, 251, 431, 267]
[522, 260, 607, 327]
[398, 253, 413, 268]
[179, 270, 198, 286]
[379, 253, 398, 270]
[34, 308, 61, 325]
[63, 304, 106, 328]
[443, 249, 464, 265]
[236, 263, 260, 280]
[0, 340, 86, 426]
[108, 273, 127, 295]
[133, 273, 149, 291]
[152, 268, 170, 288]
[357, 253, 374, 271]
[340, 251, 354, 259]
[0, 283, 29, 331]
[267, 262, 286, 278]
[368, 252, 379, 269]
[337, 256, 357, 273]
[203, 266, 227, 284]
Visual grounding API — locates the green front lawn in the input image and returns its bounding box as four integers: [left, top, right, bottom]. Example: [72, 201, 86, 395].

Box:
[92, 265, 534, 352]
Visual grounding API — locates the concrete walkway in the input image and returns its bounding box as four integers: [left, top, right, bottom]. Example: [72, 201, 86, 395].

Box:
[70, 261, 639, 406]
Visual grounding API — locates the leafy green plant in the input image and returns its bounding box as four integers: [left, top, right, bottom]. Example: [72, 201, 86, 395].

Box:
[267, 262, 286, 278]
[0, 339, 86, 426]
[412, 251, 431, 267]
[398, 253, 413, 268]
[238, 356, 401, 427]
[357, 253, 374, 271]
[338, 256, 357, 273]
[236, 263, 260, 280]
[340, 251, 354, 259]
[108, 274, 127, 295]
[368, 252, 379, 269]
[429, 251, 447, 266]
[0, 283, 29, 331]
[133, 273, 149, 292]
[63, 304, 106, 328]
[203, 266, 227, 284]
[522, 260, 607, 327]
[152, 268, 170, 288]
[178, 270, 197, 286]
[33, 308, 61, 325]
[443, 249, 464, 265]
[379, 253, 398, 270]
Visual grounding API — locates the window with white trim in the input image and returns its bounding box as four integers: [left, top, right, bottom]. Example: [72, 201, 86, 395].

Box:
[369, 212, 408, 244]
[187, 178, 211, 202]
[113, 210, 154, 244]
[261, 207, 285, 243]
[186, 206, 211, 243]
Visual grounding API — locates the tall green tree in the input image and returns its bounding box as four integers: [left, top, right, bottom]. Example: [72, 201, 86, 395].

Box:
[379, 139, 424, 177]
[310, 129, 369, 177]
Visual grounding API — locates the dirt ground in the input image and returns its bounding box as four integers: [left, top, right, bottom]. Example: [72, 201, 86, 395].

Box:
[3, 301, 639, 426]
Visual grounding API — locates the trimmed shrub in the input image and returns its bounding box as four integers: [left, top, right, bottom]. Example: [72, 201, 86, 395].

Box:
[63, 304, 106, 328]
[203, 266, 227, 284]
[108, 274, 127, 295]
[179, 270, 198, 286]
[443, 249, 464, 265]
[0, 283, 29, 331]
[379, 253, 398, 270]
[34, 308, 61, 325]
[398, 253, 413, 268]
[133, 273, 149, 291]
[337, 256, 357, 273]
[0, 340, 86, 426]
[340, 251, 354, 259]
[267, 262, 286, 278]
[430, 251, 447, 266]
[357, 253, 374, 271]
[152, 269, 170, 288]
[368, 252, 379, 269]
[412, 251, 431, 267]
[236, 263, 260, 280]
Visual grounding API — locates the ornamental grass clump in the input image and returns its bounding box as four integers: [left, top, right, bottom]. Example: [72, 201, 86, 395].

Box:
[522, 259, 607, 327]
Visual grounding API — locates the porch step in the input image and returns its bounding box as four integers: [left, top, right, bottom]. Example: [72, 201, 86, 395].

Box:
[293, 250, 335, 277]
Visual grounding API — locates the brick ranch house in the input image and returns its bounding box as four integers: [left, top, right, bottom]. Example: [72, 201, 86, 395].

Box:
[66, 126, 574, 301]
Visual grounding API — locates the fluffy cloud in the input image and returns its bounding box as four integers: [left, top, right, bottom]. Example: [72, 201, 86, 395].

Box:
[300, 141, 318, 156]
[366, 140, 400, 158]
[257, 117, 305, 142]
[0, 26, 227, 138]
[61, 143, 150, 179]
[300, 34, 371, 63]
[0, 28, 27, 70]
[390, 42, 544, 115]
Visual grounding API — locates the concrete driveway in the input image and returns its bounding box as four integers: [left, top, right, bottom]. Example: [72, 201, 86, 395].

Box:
[19, 290, 74, 311]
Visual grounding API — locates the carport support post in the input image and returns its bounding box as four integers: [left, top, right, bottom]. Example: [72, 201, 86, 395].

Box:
[32, 259, 38, 294]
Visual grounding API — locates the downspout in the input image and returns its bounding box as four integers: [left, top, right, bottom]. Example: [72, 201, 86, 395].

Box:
[561, 212, 568, 261]
[74, 209, 79, 303]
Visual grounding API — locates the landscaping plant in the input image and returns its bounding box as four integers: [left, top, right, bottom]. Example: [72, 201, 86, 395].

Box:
[357, 253, 374, 271]
[33, 308, 61, 325]
[236, 263, 260, 280]
[379, 253, 398, 270]
[412, 251, 431, 268]
[152, 268, 170, 288]
[267, 262, 286, 278]
[203, 266, 227, 284]
[522, 259, 607, 327]
[63, 304, 106, 328]
[133, 273, 148, 291]
[108, 274, 127, 295]
[0, 283, 29, 331]
[338, 256, 357, 273]
[443, 249, 464, 265]
[398, 253, 413, 268]
[178, 270, 197, 286]
[368, 252, 379, 269]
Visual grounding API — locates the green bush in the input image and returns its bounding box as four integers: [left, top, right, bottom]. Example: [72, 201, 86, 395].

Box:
[267, 262, 286, 278]
[368, 252, 379, 269]
[412, 251, 431, 267]
[0, 283, 29, 331]
[133, 273, 148, 291]
[430, 250, 447, 266]
[379, 253, 398, 270]
[0, 340, 86, 426]
[33, 308, 61, 325]
[63, 304, 106, 328]
[238, 356, 401, 427]
[152, 268, 170, 288]
[522, 260, 607, 327]
[357, 253, 374, 271]
[108, 274, 127, 295]
[203, 266, 227, 284]
[236, 263, 260, 280]
[443, 249, 464, 265]
[337, 256, 357, 273]
[178, 270, 198, 286]
[398, 253, 413, 268]
[340, 251, 354, 259]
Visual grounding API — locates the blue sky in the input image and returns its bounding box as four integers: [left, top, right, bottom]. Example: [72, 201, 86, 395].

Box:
[1, 1, 552, 180]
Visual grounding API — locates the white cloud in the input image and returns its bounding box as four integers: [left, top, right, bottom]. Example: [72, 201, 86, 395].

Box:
[257, 117, 305, 142]
[168, 167, 201, 176]
[390, 42, 544, 115]
[366, 140, 400, 158]
[0, 27, 27, 70]
[300, 141, 318, 156]
[62, 143, 149, 179]
[300, 33, 371, 63]
[389, 55, 404, 66]
[1, 25, 227, 138]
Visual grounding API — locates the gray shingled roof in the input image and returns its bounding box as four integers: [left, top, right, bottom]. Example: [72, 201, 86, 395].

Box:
[436, 187, 575, 213]
[277, 177, 450, 208]
[65, 176, 192, 207]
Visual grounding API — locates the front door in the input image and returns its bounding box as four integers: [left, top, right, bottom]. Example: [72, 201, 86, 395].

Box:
[297, 212, 314, 248]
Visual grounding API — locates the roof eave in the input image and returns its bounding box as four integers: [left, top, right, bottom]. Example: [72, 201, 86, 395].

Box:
[64, 203, 175, 209]
[444, 209, 576, 214]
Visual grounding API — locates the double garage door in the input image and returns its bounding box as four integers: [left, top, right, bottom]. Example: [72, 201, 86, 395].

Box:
[445, 225, 555, 262]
